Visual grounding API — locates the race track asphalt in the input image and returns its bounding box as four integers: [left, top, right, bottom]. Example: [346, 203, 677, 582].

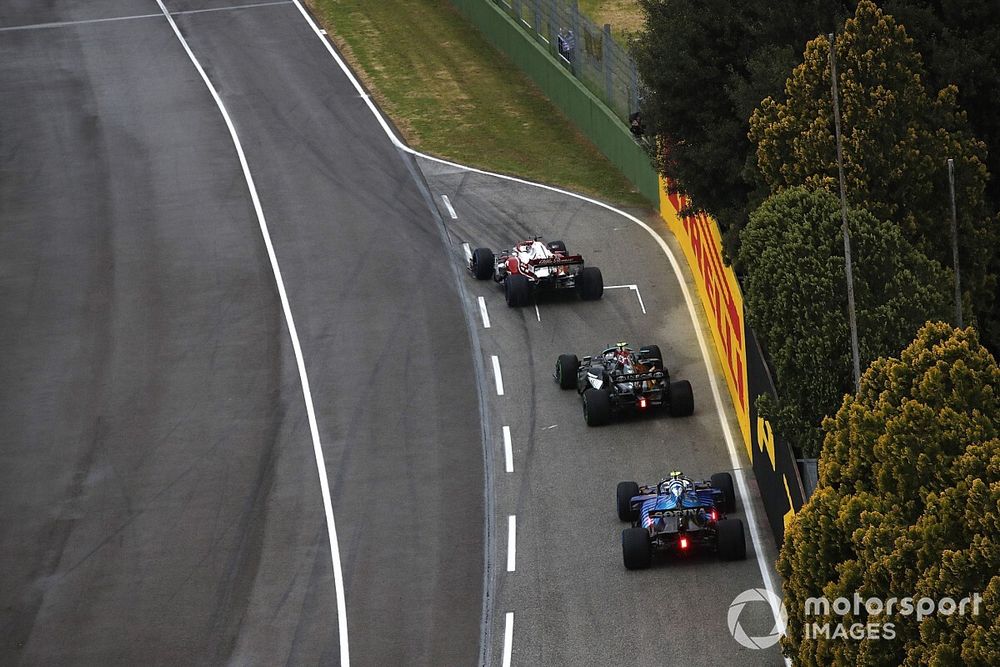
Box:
[2, 1, 788, 665]
[418, 158, 787, 667]
[1, 2, 483, 665]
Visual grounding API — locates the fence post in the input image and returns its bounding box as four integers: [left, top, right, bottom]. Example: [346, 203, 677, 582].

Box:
[629, 57, 640, 115]
[603, 24, 613, 110]
[532, 0, 541, 36]
[570, 0, 579, 75]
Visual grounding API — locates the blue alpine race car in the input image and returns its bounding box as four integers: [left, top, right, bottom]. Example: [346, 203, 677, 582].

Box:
[617, 471, 746, 569]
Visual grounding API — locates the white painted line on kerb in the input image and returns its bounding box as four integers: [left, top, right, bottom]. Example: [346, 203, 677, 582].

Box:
[155, 2, 351, 663]
[478, 296, 491, 329]
[491, 355, 504, 395]
[507, 515, 516, 572]
[502, 426, 513, 473]
[502, 612, 514, 667]
[605, 283, 647, 314]
[441, 194, 458, 219]
[292, 0, 785, 644]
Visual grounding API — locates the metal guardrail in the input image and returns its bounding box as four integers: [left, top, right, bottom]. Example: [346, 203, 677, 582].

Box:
[493, 0, 641, 123]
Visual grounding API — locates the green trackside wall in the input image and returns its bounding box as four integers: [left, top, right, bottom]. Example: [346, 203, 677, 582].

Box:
[447, 0, 659, 204]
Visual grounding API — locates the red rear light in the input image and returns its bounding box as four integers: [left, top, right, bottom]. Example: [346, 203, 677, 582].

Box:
[711, 509, 718, 522]
[680, 537, 689, 550]
[638, 397, 648, 409]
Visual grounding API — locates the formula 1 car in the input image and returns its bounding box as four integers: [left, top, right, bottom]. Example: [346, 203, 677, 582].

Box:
[553, 342, 693, 426]
[617, 471, 746, 569]
[469, 238, 603, 307]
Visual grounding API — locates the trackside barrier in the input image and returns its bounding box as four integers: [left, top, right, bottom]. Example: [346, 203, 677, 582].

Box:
[659, 178, 806, 545]
[446, 0, 659, 203]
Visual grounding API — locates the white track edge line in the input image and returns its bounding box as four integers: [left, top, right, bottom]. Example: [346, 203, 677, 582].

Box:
[290, 0, 782, 643]
[157, 2, 350, 663]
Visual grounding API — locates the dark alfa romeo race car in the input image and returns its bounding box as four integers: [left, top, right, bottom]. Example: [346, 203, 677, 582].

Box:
[554, 342, 694, 426]
[468, 238, 603, 307]
[617, 471, 746, 569]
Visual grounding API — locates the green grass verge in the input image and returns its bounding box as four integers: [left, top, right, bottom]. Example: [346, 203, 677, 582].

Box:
[578, 0, 644, 38]
[306, 0, 648, 208]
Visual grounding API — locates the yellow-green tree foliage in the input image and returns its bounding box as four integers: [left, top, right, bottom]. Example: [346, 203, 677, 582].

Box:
[779, 322, 999, 665]
[749, 0, 998, 348]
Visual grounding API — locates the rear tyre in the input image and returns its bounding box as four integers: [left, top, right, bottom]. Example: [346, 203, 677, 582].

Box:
[471, 247, 494, 280]
[622, 527, 652, 569]
[504, 274, 530, 307]
[577, 266, 604, 301]
[668, 380, 694, 417]
[710, 472, 737, 514]
[717, 518, 747, 561]
[617, 481, 640, 521]
[555, 354, 579, 390]
[583, 388, 612, 426]
[547, 240, 567, 254]
[638, 344, 663, 367]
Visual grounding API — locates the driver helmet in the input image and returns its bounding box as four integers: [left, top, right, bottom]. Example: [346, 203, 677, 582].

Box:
[661, 470, 690, 497]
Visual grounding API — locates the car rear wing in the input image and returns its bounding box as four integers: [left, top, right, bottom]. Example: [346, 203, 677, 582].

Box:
[612, 370, 666, 383]
[529, 255, 584, 268]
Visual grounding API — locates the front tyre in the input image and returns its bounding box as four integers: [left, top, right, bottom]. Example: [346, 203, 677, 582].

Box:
[710, 472, 737, 514]
[577, 266, 604, 301]
[471, 247, 494, 280]
[616, 481, 640, 521]
[583, 388, 612, 426]
[555, 354, 579, 389]
[622, 527, 652, 569]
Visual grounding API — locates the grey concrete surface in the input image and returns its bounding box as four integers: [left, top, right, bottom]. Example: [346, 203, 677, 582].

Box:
[419, 159, 786, 667]
[1, 2, 483, 665]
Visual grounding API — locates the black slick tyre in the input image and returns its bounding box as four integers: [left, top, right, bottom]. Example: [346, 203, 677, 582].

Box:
[583, 388, 612, 426]
[716, 518, 746, 561]
[555, 354, 579, 389]
[471, 247, 494, 280]
[577, 266, 604, 300]
[668, 380, 694, 417]
[504, 274, 530, 307]
[622, 527, 652, 569]
[616, 481, 640, 521]
[710, 472, 737, 514]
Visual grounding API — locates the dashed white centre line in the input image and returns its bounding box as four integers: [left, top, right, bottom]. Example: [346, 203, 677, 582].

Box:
[502, 612, 514, 667]
[534, 303, 541, 322]
[491, 355, 504, 395]
[502, 426, 513, 473]
[478, 296, 491, 328]
[507, 515, 516, 572]
[441, 194, 458, 219]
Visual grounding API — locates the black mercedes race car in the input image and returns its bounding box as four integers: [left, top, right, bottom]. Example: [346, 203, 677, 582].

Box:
[617, 471, 746, 569]
[553, 342, 693, 426]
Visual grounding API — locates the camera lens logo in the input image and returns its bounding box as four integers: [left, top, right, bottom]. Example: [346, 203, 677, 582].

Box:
[728, 588, 787, 650]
